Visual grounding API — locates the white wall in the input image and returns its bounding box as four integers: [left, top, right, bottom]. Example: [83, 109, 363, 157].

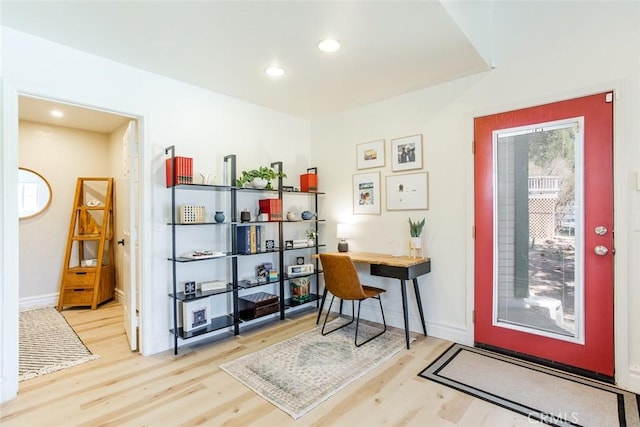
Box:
[2, 1, 639, 405]
[19, 121, 111, 306]
[1, 25, 312, 402]
[311, 1, 640, 391]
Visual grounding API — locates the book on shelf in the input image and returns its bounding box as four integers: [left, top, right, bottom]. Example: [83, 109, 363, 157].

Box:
[258, 198, 282, 221]
[165, 156, 193, 187]
[256, 262, 273, 280]
[237, 225, 262, 254]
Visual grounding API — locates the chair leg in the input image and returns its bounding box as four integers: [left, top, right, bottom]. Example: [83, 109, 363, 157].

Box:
[316, 286, 328, 325]
[321, 295, 355, 336]
[354, 295, 387, 347]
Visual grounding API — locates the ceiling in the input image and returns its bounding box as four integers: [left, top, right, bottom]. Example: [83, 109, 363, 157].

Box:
[3, 0, 490, 130]
[18, 96, 133, 134]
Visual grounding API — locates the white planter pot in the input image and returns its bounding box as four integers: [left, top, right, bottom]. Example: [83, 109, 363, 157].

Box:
[410, 237, 422, 249]
[251, 178, 268, 189]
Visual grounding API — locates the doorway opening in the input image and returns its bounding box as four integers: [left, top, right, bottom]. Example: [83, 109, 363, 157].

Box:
[17, 94, 141, 371]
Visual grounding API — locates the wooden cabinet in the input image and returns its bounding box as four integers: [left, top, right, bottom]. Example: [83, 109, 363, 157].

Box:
[58, 178, 115, 310]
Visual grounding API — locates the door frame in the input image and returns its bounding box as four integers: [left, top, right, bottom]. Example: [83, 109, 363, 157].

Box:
[0, 81, 153, 402]
[465, 86, 629, 387]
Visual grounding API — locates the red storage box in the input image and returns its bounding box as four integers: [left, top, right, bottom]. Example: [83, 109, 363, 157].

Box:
[258, 198, 282, 221]
[300, 167, 318, 192]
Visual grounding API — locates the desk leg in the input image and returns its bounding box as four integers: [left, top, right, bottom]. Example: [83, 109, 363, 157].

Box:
[400, 279, 410, 349]
[413, 278, 427, 336]
[316, 287, 328, 325]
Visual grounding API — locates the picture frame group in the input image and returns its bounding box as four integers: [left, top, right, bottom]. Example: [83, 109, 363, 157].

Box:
[352, 133, 428, 214]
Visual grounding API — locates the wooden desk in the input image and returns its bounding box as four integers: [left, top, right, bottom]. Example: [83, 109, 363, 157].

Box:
[314, 251, 431, 349]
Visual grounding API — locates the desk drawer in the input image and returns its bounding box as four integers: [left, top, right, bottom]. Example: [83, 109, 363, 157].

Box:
[370, 260, 431, 280]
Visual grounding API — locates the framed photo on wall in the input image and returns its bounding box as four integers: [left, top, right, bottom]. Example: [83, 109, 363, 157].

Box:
[356, 139, 385, 169]
[353, 172, 381, 215]
[386, 172, 429, 211]
[391, 134, 423, 172]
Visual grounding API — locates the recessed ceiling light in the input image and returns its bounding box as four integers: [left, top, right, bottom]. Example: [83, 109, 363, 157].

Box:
[50, 110, 64, 118]
[318, 39, 340, 53]
[264, 66, 285, 77]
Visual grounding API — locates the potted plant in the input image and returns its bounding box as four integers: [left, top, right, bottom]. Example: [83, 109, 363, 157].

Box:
[236, 166, 287, 189]
[408, 217, 425, 249]
[306, 229, 318, 246]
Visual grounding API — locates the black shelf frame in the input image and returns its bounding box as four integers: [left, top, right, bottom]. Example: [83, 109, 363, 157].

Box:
[165, 149, 323, 354]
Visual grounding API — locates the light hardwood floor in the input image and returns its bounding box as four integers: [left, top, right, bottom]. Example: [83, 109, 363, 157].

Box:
[0, 302, 531, 426]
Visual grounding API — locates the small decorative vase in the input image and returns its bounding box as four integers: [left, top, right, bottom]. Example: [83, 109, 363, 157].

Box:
[301, 210, 316, 220]
[286, 212, 296, 221]
[240, 210, 251, 222]
[214, 211, 225, 223]
[307, 239, 315, 247]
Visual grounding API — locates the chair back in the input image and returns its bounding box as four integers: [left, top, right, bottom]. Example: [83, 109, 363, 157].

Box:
[319, 254, 367, 300]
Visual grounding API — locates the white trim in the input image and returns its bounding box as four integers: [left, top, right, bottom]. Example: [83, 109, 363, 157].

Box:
[611, 84, 632, 391]
[137, 114, 153, 356]
[490, 118, 585, 345]
[0, 82, 20, 404]
[18, 293, 58, 311]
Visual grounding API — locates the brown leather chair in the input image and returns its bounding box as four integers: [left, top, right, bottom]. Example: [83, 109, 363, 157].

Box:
[318, 253, 387, 346]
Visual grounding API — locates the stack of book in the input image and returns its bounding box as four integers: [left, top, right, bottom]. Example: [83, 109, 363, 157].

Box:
[292, 239, 309, 248]
[237, 225, 262, 254]
[165, 156, 193, 187]
[258, 199, 282, 221]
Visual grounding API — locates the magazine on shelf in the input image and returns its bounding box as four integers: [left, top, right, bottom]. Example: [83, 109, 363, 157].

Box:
[181, 250, 226, 259]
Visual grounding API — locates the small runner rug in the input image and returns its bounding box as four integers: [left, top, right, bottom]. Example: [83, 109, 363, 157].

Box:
[19, 307, 99, 381]
[419, 343, 640, 427]
[220, 321, 406, 419]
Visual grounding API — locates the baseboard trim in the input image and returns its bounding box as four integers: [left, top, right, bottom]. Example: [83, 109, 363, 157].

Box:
[18, 293, 58, 311]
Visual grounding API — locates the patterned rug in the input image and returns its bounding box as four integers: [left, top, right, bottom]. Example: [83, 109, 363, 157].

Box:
[19, 307, 99, 381]
[420, 344, 640, 427]
[220, 320, 407, 419]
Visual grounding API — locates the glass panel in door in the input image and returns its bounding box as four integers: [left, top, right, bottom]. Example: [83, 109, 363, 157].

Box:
[494, 119, 583, 343]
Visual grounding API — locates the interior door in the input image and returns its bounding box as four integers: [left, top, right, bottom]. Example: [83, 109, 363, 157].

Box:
[122, 120, 138, 351]
[474, 92, 614, 379]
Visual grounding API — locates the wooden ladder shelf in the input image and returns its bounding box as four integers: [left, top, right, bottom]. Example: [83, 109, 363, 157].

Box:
[57, 177, 115, 310]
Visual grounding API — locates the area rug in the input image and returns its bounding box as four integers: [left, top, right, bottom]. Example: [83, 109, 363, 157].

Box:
[419, 343, 640, 427]
[220, 321, 407, 419]
[19, 307, 99, 381]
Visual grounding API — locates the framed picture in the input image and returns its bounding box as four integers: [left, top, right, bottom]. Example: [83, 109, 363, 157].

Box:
[182, 298, 210, 332]
[356, 139, 385, 169]
[386, 172, 429, 211]
[353, 172, 381, 215]
[391, 134, 423, 172]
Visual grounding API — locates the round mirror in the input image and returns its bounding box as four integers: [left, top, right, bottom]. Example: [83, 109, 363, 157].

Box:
[18, 168, 53, 219]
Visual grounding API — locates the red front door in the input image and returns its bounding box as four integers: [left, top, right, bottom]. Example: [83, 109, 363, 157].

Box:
[474, 92, 614, 378]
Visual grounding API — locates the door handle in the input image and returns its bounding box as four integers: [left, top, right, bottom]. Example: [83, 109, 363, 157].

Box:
[594, 245, 608, 256]
[117, 239, 125, 246]
[594, 226, 608, 236]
